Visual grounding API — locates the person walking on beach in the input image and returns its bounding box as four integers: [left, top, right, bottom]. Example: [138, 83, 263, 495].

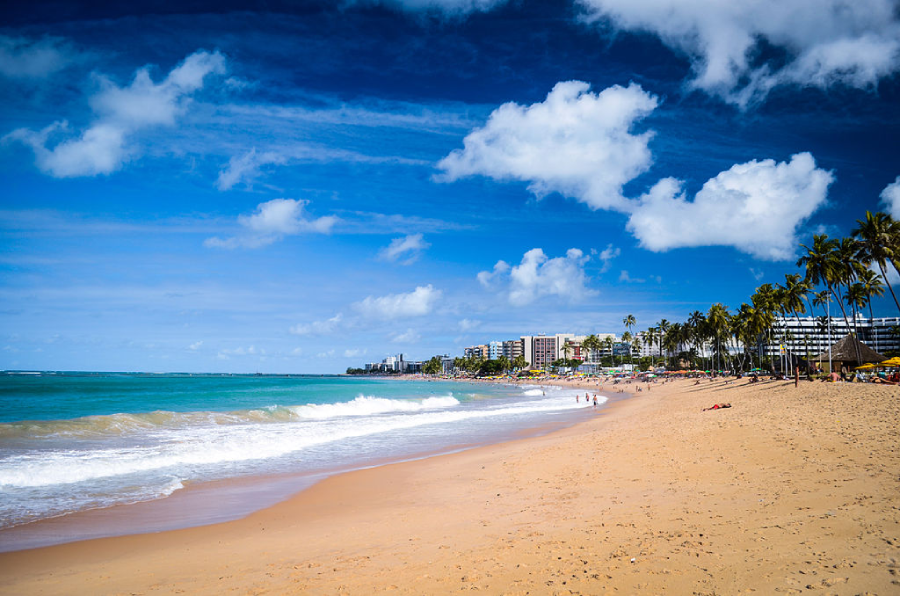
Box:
[592, 395, 598, 407]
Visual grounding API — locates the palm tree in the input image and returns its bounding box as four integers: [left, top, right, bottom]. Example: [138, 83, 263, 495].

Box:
[844, 283, 868, 345]
[798, 234, 861, 364]
[687, 310, 707, 370]
[621, 330, 633, 369]
[644, 327, 657, 362]
[858, 268, 886, 351]
[707, 303, 730, 372]
[581, 334, 601, 367]
[561, 340, 572, 363]
[781, 273, 812, 372]
[657, 319, 670, 364]
[623, 314, 636, 336]
[853, 211, 900, 313]
[603, 336, 614, 367]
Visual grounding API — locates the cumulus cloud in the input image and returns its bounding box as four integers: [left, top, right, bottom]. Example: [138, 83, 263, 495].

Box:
[354, 285, 441, 319]
[5, 50, 225, 177]
[216, 148, 288, 191]
[377, 233, 431, 264]
[879, 175, 900, 220]
[343, 348, 367, 358]
[476, 260, 510, 288]
[626, 153, 834, 260]
[481, 248, 595, 306]
[437, 81, 658, 211]
[290, 313, 344, 336]
[578, 0, 900, 106]
[0, 35, 77, 79]
[205, 198, 338, 249]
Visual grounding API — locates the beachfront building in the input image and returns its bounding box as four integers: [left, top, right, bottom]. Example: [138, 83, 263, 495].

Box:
[501, 339, 523, 360]
[765, 316, 900, 359]
[521, 335, 558, 369]
[488, 341, 503, 360]
[464, 344, 489, 359]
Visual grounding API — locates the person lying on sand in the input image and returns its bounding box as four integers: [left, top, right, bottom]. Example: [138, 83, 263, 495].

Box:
[702, 403, 732, 411]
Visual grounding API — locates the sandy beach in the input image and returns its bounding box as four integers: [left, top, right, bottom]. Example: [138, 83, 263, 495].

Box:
[1, 377, 898, 595]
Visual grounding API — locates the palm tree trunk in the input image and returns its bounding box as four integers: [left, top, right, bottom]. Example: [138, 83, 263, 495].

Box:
[881, 261, 900, 314]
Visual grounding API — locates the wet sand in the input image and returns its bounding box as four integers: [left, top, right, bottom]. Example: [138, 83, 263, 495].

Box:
[1, 377, 898, 594]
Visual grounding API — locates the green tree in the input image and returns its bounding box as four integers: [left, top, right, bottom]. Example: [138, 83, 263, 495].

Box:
[423, 356, 443, 375]
[581, 334, 601, 367]
[781, 273, 812, 372]
[858, 268, 886, 352]
[798, 234, 861, 364]
[853, 211, 900, 314]
[707, 303, 730, 372]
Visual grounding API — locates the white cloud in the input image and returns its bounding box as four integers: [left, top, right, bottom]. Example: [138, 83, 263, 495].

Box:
[217, 345, 260, 360]
[879, 175, 900, 220]
[290, 313, 344, 336]
[619, 269, 661, 284]
[5, 50, 225, 177]
[626, 152, 834, 261]
[437, 81, 658, 211]
[458, 318, 480, 331]
[482, 248, 595, 306]
[597, 244, 620, 273]
[391, 328, 421, 343]
[216, 148, 288, 191]
[205, 198, 338, 249]
[354, 285, 441, 319]
[344, 348, 367, 358]
[188, 341, 203, 350]
[377, 233, 431, 264]
[578, 0, 900, 106]
[0, 35, 76, 79]
[476, 260, 510, 288]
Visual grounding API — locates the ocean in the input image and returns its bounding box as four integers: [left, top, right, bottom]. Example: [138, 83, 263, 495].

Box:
[0, 372, 605, 550]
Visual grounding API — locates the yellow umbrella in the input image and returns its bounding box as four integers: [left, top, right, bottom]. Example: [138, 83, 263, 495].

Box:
[855, 363, 876, 370]
[879, 357, 900, 366]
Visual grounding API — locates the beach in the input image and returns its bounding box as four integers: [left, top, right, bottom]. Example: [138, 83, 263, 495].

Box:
[1, 377, 898, 595]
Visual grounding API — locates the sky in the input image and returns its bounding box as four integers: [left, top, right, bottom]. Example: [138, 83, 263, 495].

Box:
[1, 0, 899, 373]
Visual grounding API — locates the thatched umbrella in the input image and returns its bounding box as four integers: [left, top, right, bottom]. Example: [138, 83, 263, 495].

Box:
[815, 334, 884, 368]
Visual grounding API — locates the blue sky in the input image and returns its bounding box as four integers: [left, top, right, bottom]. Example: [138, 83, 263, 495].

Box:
[2, 0, 899, 373]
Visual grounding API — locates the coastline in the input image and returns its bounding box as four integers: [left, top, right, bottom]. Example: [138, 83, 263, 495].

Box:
[0, 377, 610, 552]
[2, 377, 898, 594]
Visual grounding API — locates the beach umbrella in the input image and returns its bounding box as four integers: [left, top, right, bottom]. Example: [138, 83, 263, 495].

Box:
[855, 363, 876, 370]
[879, 357, 900, 366]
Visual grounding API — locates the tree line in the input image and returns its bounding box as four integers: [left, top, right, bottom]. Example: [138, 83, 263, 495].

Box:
[630, 210, 900, 373]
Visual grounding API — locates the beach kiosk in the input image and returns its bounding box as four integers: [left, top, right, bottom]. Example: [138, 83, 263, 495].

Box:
[814, 334, 884, 375]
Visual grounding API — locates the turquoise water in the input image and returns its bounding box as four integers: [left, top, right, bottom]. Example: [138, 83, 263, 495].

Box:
[0, 372, 603, 550]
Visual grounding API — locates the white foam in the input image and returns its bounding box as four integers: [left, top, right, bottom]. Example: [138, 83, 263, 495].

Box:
[287, 394, 459, 419]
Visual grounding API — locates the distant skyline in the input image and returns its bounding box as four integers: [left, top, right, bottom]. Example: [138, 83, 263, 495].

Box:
[2, 0, 899, 373]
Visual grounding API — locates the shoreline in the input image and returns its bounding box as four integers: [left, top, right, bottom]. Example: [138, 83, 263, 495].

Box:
[2, 377, 898, 594]
[0, 378, 620, 553]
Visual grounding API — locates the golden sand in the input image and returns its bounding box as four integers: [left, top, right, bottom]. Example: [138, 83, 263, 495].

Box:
[1, 378, 898, 595]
